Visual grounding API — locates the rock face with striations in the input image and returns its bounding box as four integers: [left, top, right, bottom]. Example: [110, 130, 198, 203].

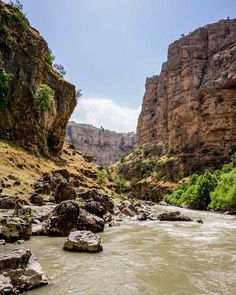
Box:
[66, 122, 137, 166]
[137, 19, 236, 171]
[0, 2, 76, 156]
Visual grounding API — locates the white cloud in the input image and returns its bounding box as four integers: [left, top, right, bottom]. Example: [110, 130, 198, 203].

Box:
[71, 97, 141, 133]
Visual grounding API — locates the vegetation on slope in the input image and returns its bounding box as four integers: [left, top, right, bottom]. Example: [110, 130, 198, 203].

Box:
[164, 153, 236, 211]
[0, 140, 103, 197]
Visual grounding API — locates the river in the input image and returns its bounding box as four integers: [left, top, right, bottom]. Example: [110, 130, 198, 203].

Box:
[3, 206, 236, 295]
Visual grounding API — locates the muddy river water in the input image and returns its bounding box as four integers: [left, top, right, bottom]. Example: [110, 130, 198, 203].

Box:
[3, 205, 236, 295]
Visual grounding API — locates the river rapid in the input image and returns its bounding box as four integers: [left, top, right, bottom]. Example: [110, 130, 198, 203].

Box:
[3, 205, 236, 295]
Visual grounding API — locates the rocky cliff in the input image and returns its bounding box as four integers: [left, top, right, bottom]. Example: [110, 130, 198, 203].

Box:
[137, 19, 236, 172]
[66, 122, 137, 166]
[0, 1, 76, 156]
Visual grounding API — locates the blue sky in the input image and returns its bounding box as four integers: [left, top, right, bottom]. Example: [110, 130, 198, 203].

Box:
[14, 0, 236, 132]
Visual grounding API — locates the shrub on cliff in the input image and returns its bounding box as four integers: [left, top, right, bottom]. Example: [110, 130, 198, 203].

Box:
[112, 175, 127, 193]
[33, 84, 54, 110]
[0, 67, 13, 109]
[96, 169, 108, 186]
[53, 63, 66, 76]
[8, 0, 23, 11]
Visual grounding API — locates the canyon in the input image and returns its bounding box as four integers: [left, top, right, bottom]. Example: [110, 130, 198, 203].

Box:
[0, 1, 235, 294]
[66, 121, 137, 166]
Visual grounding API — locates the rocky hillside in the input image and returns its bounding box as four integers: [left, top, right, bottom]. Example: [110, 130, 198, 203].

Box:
[66, 121, 137, 166]
[137, 19, 236, 173]
[0, 1, 76, 156]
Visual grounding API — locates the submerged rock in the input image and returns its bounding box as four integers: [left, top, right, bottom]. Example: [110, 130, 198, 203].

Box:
[63, 230, 103, 252]
[157, 211, 193, 222]
[0, 248, 48, 294]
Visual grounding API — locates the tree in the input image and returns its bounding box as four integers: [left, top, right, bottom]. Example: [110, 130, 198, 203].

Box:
[8, 0, 23, 11]
[75, 89, 82, 100]
[53, 63, 66, 76]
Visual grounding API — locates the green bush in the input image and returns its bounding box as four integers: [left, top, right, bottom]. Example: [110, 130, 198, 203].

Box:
[45, 49, 55, 65]
[96, 169, 108, 186]
[164, 171, 217, 210]
[164, 153, 236, 211]
[0, 68, 13, 109]
[133, 147, 142, 155]
[135, 160, 156, 177]
[112, 175, 127, 193]
[33, 84, 54, 110]
[209, 168, 236, 211]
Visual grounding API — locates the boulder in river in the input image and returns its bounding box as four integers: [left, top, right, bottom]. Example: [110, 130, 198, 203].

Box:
[84, 201, 106, 218]
[45, 200, 80, 236]
[63, 230, 103, 252]
[0, 217, 32, 243]
[77, 188, 114, 214]
[157, 211, 193, 222]
[77, 209, 104, 233]
[0, 248, 48, 294]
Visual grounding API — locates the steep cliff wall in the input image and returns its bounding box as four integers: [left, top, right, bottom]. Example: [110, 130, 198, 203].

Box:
[66, 122, 137, 166]
[0, 1, 76, 156]
[137, 19, 236, 171]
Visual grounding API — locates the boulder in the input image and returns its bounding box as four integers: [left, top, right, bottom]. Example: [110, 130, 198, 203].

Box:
[77, 209, 104, 233]
[0, 239, 5, 246]
[53, 180, 77, 204]
[84, 201, 106, 218]
[29, 194, 44, 206]
[0, 194, 19, 209]
[0, 217, 32, 243]
[53, 169, 70, 181]
[157, 211, 193, 222]
[34, 182, 51, 195]
[63, 230, 103, 252]
[119, 200, 139, 217]
[0, 275, 15, 294]
[0, 248, 48, 294]
[45, 200, 79, 236]
[137, 212, 147, 221]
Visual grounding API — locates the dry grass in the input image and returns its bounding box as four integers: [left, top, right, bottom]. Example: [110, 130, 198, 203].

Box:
[0, 140, 102, 198]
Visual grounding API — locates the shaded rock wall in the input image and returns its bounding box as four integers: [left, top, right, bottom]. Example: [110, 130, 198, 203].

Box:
[66, 122, 137, 166]
[137, 19, 236, 171]
[0, 2, 76, 156]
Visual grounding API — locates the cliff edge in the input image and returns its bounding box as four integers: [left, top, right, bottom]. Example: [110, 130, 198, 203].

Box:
[0, 1, 76, 156]
[137, 19, 236, 172]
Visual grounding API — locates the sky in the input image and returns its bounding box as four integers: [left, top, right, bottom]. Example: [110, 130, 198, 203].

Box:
[11, 0, 236, 132]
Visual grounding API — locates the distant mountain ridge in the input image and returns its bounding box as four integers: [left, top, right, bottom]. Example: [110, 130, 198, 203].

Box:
[66, 122, 137, 166]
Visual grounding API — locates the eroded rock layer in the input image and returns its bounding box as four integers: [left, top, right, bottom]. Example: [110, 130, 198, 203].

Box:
[137, 19, 236, 170]
[66, 122, 137, 166]
[0, 2, 76, 156]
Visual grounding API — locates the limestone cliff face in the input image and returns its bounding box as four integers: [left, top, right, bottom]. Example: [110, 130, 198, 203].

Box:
[137, 19, 236, 170]
[0, 2, 76, 156]
[66, 122, 137, 166]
